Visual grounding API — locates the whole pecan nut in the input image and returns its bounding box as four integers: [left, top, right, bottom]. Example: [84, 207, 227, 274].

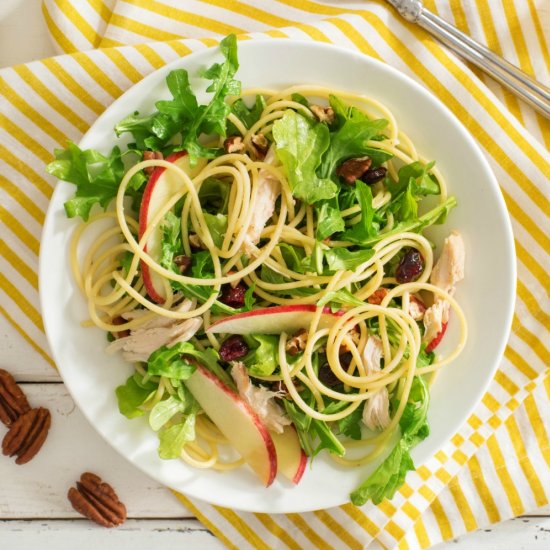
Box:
[2, 407, 51, 464]
[336, 156, 372, 184]
[68, 472, 127, 528]
[0, 369, 31, 427]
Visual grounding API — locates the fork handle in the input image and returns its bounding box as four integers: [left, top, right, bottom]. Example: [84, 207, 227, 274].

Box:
[389, 0, 550, 118]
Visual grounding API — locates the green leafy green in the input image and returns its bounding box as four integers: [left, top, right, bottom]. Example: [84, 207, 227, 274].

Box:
[242, 334, 279, 376]
[315, 201, 345, 240]
[338, 404, 364, 440]
[320, 95, 392, 177]
[46, 143, 134, 221]
[341, 181, 378, 243]
[390, 161, 440, 198]
[158, 414, 196, 459]
[346, 196, 457, 247]
[147, 342, 198, 380]
[199, 177, 230, 213]
[203, 212, 227, 248]
[149, 395, 186, 431]
[115, 374, 157, 419]
[317, 288, 364, 309]
[227, 94, 266, 132]
[272, 110, 337, 204]
[325, 247, 375, 271]
[350, 376, 430, 505]
[115, 34, 240, 165]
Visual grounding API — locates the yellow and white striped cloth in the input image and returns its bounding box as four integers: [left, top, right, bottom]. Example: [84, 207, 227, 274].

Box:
[1, 1, 549, 548]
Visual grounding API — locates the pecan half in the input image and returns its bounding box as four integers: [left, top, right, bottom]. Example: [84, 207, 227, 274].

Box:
[174, 255, 192, 274]
[336, 156, 372, 184]
[142, 150, 163, 175]
[68, 472, 127, 528]
[2, 407, 51, 464]
[339, 326, 361, 354]
[251, 133, 269, 158]
[0, 369, 30, 427]
[310, 104, 335, 124]
[285, 329, 308, 356]
[224, 135, 245, 154]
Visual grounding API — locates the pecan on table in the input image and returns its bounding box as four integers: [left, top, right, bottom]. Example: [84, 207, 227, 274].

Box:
[2, 407, 51, 464]
[0, 368, 30, 427]
[68, 472, 127, 528]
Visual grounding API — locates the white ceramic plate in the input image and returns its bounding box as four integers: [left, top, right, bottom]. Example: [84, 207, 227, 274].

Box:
[40, 39, 515, 513]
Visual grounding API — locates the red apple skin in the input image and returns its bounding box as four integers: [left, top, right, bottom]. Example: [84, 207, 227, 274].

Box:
[185, 364, 277, 487]
[270, 425, 308, 484]
[207, 305, 344, 335]
[139, 151, 188, 304]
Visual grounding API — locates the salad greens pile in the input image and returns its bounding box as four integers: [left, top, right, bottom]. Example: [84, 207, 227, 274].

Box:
[47, 34, 456, 506]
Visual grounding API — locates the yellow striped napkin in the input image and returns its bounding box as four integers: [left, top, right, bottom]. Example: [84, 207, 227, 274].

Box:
[1, 0, 548, 547]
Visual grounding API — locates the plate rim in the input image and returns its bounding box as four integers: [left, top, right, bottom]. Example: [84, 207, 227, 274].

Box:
[39, 38, 516, 513]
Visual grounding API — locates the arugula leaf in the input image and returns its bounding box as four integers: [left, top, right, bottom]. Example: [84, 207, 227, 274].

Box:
[312, 419, 346, 457]
[158, 414, 196, 459]
[316, 201, 345, 240]
[115, 34, 240, 164]
[244, 284, 256, 310]
[338, 404, 364, 440]
[398, 184, 418, 222]
[283, 400, 315, 456]
[203, 212, 227, 248]
[156, 69, 199, 122]
[341, 181, 378, 244]
[291, 93, 310, 108]
[350, 376, 430, 505]
[46, 142, 131, 221]
[147, 342, 198, 380]
[346, 196, 457, 247]
[149, 395, 186, 431]
[389, 161, 440, 198]
[272, 110, 337, 204]
[317, 288, 365, 309]
[320, 95, 392, 177]
[325, 247, 375, 271]
[180, 34, 241, 163]
[242, 334, 279, 376]
[115, 374, 157, 419]
[279, 243, 307, 273]
[227, 94, 266, 132]
[199, 177, 230, 213]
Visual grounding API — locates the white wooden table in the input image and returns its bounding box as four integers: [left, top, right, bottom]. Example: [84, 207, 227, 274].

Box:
[1, 2, 550, 548]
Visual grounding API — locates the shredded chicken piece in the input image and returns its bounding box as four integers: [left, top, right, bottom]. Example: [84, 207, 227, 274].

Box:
[361, 336, 391, 432]
[423, 231, 465, 345]
[430, 231, 465, 295]
[231, 362, 291, 434]
[408, 294, 426, 321]
[106, 300, 202, 362]
[423, 299, 450, 344]
[241, 146, 281, 254]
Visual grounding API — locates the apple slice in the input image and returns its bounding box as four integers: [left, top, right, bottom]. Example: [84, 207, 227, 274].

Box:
[207, 305, 343, 335]
[270, 426, 307, 484]
[139, 151, 207, 303]
[185, 364, 277, 486]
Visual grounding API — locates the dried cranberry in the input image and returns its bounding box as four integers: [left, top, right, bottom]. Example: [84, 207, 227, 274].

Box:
[219, 335, 249, 362]
[361, 167, 387, 184]
[318, 361, 343, 387]
[219, 283, 247, 308]
[395, 249, 424, 283]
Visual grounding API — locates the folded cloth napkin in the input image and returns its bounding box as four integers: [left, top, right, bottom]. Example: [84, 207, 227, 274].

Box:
[1, 0, 548, 547]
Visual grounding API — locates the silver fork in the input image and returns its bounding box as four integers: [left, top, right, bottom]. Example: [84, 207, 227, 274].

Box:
[385, 0, 550, 118]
